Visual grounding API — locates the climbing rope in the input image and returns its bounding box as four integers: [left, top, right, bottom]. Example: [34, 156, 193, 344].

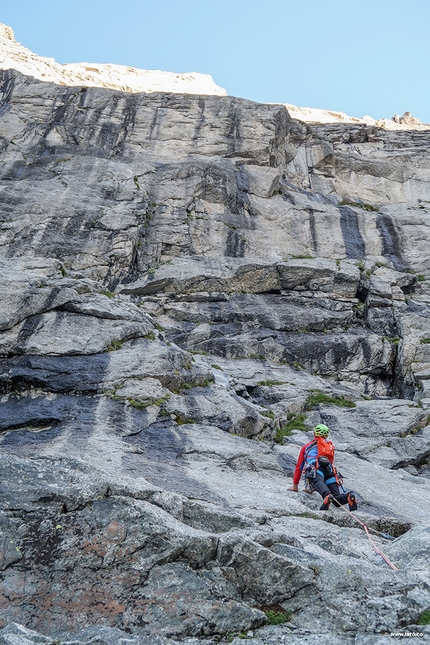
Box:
[359, 526, 395, 541]
[332, 498, 399, 571]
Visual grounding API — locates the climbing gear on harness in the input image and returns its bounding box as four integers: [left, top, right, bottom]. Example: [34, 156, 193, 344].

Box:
[304, 479, 315, 493]
[304, 463, 317, 492]
[333, 464, 344, 489]
[314, 424, 330, 437]
[320, 493, 333, 510]
[347, 492, 358, 511]
[305, 463, 317, 480]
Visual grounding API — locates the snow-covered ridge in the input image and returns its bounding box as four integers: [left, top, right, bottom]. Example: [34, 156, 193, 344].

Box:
[1, 23, 429, 130]
[284, 103, 430, 131]
[0, 23, 227, 96]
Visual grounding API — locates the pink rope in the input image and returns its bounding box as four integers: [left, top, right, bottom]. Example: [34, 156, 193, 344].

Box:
[333, 499, 399, 571]
[363, 524, 399, 571]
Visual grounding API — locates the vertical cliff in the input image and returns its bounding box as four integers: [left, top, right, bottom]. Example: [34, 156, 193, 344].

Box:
[1, 27, 430, 645]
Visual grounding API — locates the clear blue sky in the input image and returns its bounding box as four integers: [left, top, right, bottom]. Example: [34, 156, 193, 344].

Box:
[2, 0, 430, 122]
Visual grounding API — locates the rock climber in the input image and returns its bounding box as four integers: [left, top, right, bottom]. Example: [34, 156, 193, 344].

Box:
[288, 423, 358, 511]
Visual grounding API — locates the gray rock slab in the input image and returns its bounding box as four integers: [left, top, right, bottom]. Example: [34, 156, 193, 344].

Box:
[0, 257, 79, 331]
[163, 386, 272, 438]
[0, 338, 213, 393]
[277, 258, 360, 298]
[114, 377, 168, 401]
[119, 258, 282, 296]
[384, 522, 430, 570]
[62, 294, 150, 321]
[164, 293, 354, 332]
[239, 164, 280, 198]
[1, 65, 430, 643]
[0, 623, 54, 644]
[0, 311, 153, 355]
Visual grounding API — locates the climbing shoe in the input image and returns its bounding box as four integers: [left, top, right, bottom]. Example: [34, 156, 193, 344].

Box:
[347, 492, 358, 511]
[319, 494, 333, 511]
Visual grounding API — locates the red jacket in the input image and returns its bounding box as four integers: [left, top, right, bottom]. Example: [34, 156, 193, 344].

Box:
[292, 439, 317, 485]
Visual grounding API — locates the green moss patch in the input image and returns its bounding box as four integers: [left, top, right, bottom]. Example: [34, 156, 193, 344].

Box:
[106, 339, 123, 352]
[306, 391, 356, 409]
[259, 605, 291, 625]
[275, 413, 309, 443]
[127, 396, 169, 411]
[418, 608, 430, 625]
[339, 200, 379, 212]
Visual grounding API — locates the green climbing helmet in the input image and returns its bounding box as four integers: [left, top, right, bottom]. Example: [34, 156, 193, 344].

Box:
[314, 424, 330, 437]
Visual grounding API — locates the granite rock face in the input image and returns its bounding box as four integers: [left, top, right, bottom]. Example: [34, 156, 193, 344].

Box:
[1, 48, 430, 645]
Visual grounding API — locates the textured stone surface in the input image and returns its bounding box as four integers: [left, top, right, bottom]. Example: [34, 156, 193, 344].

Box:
[2, 622, 429, 645]
[1, 29, 430, 645]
